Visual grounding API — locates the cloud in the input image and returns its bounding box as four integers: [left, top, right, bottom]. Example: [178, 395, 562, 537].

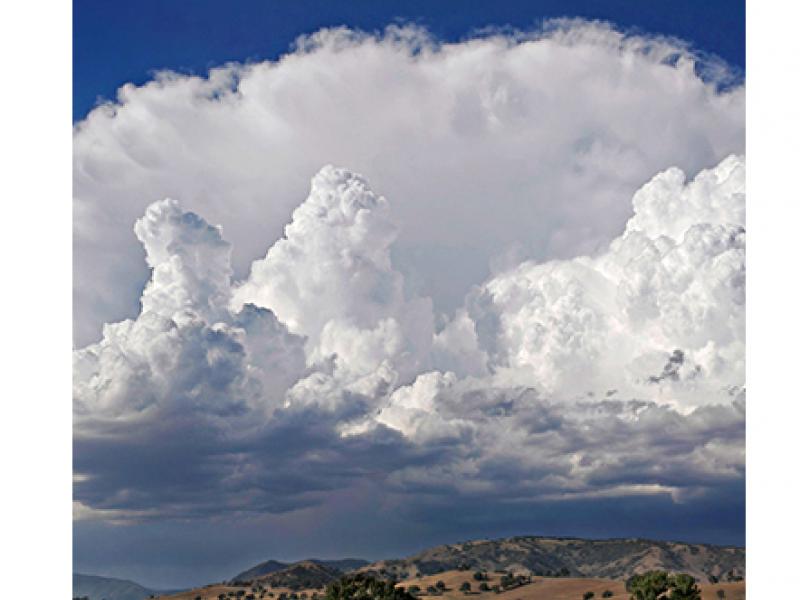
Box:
[458, 155, 744, 407]
[73, 22, 745, 572]
[74, 154, 744, 527]
[73, 20, 744, 347]
[232, 165, 434, 385]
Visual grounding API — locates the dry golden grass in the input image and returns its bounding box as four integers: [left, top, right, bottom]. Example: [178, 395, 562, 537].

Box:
[156, 568, 745, 600]
[156, 583, 325, 600]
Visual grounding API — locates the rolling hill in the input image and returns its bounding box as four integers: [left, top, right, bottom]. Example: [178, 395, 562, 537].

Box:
[357, 536, 744, 583]
[231, 558, 369, 584]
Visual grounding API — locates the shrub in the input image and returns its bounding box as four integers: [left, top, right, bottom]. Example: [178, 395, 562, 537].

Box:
[427, 586, 439, 595]
[601, 591, 613, 598]
[460, 582, 471, 593]
[435, 581, 446, 591]
[473, 572, 486, 582]
[583, 592, 594, 600]
[479, 583, 490, 592]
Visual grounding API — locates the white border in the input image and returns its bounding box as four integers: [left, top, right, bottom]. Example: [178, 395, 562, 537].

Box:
[0, 0, 73, 595]
[747, 1, 800, 597]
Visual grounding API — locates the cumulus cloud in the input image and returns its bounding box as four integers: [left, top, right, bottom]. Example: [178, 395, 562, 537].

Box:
[459, 155, 744, 407]
[74, 152, 745, 526]
[72, 21, 745, 557]
[73, 20, 744, 347]
[232, 166, 434, 385]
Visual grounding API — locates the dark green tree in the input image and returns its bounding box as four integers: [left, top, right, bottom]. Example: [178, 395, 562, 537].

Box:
[601, 591, 614, 598]
[669, 574, 701, 600]
[626, 571, 670, 600]
[626, 571, 700, 600]
[460, 582, 471, 593]
[583, 592, 595, 600]
[325, 574, 414, 600]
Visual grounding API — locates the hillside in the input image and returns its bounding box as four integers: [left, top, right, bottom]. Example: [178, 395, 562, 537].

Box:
[73, 573, 156, 600]
[156, 568, 744, 600]
[358, 536, 744, 584]
[237, 560, 343, 589]
[232, 559, 369, 584]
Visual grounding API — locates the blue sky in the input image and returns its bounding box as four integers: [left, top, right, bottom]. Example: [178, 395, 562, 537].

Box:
[73, 1, 746, 589]
[74, 0, 744, 121]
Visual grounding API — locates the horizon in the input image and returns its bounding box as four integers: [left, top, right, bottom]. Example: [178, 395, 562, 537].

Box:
[75, 531, 747, 590]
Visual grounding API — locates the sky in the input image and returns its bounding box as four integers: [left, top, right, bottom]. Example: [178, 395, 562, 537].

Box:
[73, 1, 745, 590]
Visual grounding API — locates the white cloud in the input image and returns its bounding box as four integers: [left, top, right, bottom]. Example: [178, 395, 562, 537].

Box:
[72, 20, 745, 526]
[73, 20, 744, 347]
[73, 199, 307, 421]
[462, 155, 744, 407]
[232, 165, 434, 385]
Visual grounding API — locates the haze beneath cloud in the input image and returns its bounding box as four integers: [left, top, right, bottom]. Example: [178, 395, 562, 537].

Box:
[73, 20, 745, 587]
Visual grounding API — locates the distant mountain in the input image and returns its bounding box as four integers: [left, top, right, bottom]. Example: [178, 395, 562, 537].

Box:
[358, 536, 745, 583]
[73, 573, 156, 600]
[231, 558, 369, 584]
[253, 560, 342, 589]
[231, 560, 291, 584]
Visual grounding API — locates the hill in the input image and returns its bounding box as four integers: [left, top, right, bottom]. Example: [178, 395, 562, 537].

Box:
[73, 573, 156, 600]
[358, 536, 744, 584]
[231, 558, 369, 584]
[155, 568, 744, 600]
[242, 560, 342, 589]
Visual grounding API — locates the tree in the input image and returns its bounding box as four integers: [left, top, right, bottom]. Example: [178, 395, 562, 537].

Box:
[426, 586, 439, 596]
[407, 585, 420, 596]
[325, 574, 415, 600]
[460, 582, 472, 593]
[435, 581, 446, 591]
[473, 572, 486, 582]
[583, 592, 595, 600]
[626, 571, 700, 600]
[601, 591, 613, 598]
[626, 571, 670, 600]
[479, 583, 490, 592]
[669, 574, 701, 600]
